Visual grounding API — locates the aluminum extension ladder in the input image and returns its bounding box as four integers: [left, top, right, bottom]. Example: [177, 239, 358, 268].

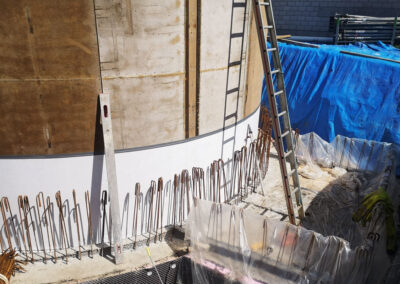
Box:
[252, 0, 304, 224]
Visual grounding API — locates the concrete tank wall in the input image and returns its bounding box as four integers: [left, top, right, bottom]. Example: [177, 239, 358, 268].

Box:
[0, 0, 263, 156]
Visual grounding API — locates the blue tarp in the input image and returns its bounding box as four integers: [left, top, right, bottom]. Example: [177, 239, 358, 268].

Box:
[262, 41, 400, 147]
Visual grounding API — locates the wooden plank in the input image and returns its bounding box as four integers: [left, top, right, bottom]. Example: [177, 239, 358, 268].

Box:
[99, 93, 123, 265]
[185, 0, 199, 138]
[244, 8, 263, 117]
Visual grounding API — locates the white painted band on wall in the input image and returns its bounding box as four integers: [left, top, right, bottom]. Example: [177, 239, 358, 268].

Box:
[0, 108, 259, 252]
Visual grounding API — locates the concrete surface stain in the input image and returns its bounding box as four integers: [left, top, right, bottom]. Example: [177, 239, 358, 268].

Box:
[169, 35, 180, 45]
[67, 38, 92, 55]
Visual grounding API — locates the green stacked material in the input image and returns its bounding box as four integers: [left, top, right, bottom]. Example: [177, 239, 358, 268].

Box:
[353, 187, 396, 253]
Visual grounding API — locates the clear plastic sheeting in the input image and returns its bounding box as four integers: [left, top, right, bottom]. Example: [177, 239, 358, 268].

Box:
[187, 199, 388, 284]
[294, 132, 394, 179]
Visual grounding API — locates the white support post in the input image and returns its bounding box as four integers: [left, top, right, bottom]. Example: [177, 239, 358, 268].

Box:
[99, 93, 123, 264]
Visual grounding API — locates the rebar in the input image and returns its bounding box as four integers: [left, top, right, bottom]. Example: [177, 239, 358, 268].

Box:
[0, 198, 13, 250]
[154, 178, 163, 243]
[72, 190, 81, 259]
[46, 196, 57, 262]
[55, 191, 68, 263]
[35, 194, 47, 263]
[18, 195, 32, 262]
[84, 190, 93, 257]
[132, 184, 140, 248]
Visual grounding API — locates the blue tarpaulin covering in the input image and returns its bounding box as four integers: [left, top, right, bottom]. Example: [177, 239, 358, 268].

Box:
[262, 41, 400, 147]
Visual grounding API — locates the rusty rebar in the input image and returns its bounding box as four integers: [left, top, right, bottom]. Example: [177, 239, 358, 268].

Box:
[55, 191, 68, 263]
[147, 181, 156, 242]
[154, 178, 163, 243]
[0, 198, 13, 250]
[35, 194, 47, 263]
[37, 193, 51, 257]
[72, 190, 81, 259]
[18, 196, 33, 262]
[132, 184, 140, 248]
[84, 190, 93, 257]
[46, 196, 57, 262]
[173, 174, 178, 227]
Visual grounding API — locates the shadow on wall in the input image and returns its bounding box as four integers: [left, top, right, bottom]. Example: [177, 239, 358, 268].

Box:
[221, 0, 248, 161]
[0, 129, 271, 264]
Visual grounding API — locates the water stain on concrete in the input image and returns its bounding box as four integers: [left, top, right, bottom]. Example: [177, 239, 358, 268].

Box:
[169, 35, 180, 45]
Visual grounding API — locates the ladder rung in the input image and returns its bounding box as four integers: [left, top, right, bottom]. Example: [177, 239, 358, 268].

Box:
[274, 90, 283, 96]
[258, 2, 270, 6]
[266, 48, 277, 52]
[263, 25, 273, 29]
[233, 2, 246, 8]
[292, 187, 301, 194]
[223, 136, 235, 143]
[280, 130, 290, 139]
[270, 69, 280, 75]
[227, 87, 239, 94]
[284, 150, 293, 158]
[228, 61, 241, 67]
[231, 32, 244, 38]
[277, 110, 287, 117]
[225, 112, 237, 120]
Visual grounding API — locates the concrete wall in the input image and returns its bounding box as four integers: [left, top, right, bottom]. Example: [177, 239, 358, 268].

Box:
[0, 108, 259, 251]
[272, 0, 400, 37]
[0, 0, 263, 156]
[0, 0, 102, 155]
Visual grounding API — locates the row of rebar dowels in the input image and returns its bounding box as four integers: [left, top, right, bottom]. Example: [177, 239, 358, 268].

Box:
[0, 122, 273, 264]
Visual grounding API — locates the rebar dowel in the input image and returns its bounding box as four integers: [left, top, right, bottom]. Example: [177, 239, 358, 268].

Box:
[35, 194, 47, 263]
[18, 195, 33, 262]
[38, 192, 51, 257]
[147, 181, 156, 242]
[154, 178, 163, 243]
[4, 197, 21, 252]
[133, 184, 140, 248]
[55, 191, 68, 263]
[0, 198, 13, 250]
[173, 175, 178, 227]
[85, 191, 93, 257]
[46, 196, 57, 262]
[24, 196, 39, 256]
[72, 190, 81, 259]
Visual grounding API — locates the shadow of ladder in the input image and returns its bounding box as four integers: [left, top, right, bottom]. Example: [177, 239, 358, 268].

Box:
[221, 0, 248, 162]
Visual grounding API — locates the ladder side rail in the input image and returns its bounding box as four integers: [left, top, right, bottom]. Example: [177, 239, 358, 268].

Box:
[264, 2, 304, 216]
[252, 0, 296, 224]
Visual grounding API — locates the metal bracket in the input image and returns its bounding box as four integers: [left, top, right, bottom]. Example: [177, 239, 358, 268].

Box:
[99, 93, 123, 264]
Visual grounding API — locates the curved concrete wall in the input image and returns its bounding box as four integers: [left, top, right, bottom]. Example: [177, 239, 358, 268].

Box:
[0, 0, 263, 156]
[0, 107, 259, 251]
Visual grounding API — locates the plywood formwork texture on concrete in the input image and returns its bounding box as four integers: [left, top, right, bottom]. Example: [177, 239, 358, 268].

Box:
[0, 0, 102, 155]
[95, 0, 186, 149]
[0, 0, 263, 156]
[199, 0, 251, 134]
